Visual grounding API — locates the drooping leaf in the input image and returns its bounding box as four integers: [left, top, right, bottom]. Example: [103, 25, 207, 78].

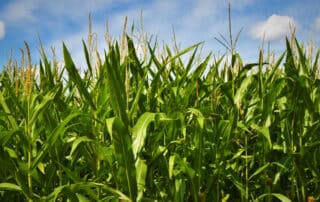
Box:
[0, 182, 22, 191]
[258, 193, 292, 202]
[66, 136, 94, 160]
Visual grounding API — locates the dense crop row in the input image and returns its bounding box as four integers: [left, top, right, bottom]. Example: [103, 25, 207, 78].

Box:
[0, 31, 319, 201]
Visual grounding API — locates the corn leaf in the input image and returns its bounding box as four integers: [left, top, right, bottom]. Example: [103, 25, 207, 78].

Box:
[0, 182, 22, 191]
[63, 43, 96, 109]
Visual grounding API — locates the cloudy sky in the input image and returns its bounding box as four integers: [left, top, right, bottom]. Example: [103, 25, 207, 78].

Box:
[0, 0, 319, 69]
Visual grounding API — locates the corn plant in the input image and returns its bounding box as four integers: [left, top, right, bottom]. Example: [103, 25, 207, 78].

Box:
[0, 25, 319, 202]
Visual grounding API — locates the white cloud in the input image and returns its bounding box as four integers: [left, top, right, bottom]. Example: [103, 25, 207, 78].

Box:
[0, 0, 281, 67]
[42, 0, 253, 68]
[41, 0, 127, 19]
[250, 14, 297, 41]
[0, 21, 5, 39]
[0, 0, 130, 24]
[1, 0, 39, 23]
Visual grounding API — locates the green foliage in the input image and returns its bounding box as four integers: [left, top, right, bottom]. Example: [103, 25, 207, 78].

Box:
[0, 33, 319, 202]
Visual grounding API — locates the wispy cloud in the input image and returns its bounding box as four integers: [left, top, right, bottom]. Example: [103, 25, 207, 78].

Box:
[1, 0, 39, 24]
[250, 14, 297, 41]
[0, 21, 5, 39]
[0, 0, 318, 68]
[0, 0, 130, 26]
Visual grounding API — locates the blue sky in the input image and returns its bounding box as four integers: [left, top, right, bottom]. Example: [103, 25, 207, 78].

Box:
[0, 0, 320, 69]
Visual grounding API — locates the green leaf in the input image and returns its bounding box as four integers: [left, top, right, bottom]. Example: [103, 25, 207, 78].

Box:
[4, 147, 18, 158]
[249, 163, 270, 180]
[132, 112, 156, 159]
[0, 91, 18, 129]
[227, 173, 245, 196]
[179, 158, 195, 179]
[251, 124, 272, 149]
[266, 51, 286, 83]
[82, 40, 93, 76]
[106, 117, 116, 138]
[132, 112, 167, 159]
[128, 71, 148, 119]
[169, 155, 176, 179]
[63, 43, 96, 109]
[188, 108, 204, 129]
[237, 121, 252, 134]
[231, 148, 245, 160]
[135, 158, 147, 202]
[165, 42, 203, 65]
[42, 182, 131, 202]
[67, 136, 93, 159]
[29, 84, 61, 126]
[104, 48, 128, 125]
[234, 75, 253, 105]
[174, 179, 186, 202]
[132, 112, 172, 159]
[57, 162, 82, 183]
[32, 111, 82, 170]
[76, 193, 91, 202]
[111, 117, 137, 199]
[0, 182, 22, 191]
[258, 193, 292, 202]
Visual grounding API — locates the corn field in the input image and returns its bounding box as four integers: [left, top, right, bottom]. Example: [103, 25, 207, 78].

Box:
[0, 29, 319, 201]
